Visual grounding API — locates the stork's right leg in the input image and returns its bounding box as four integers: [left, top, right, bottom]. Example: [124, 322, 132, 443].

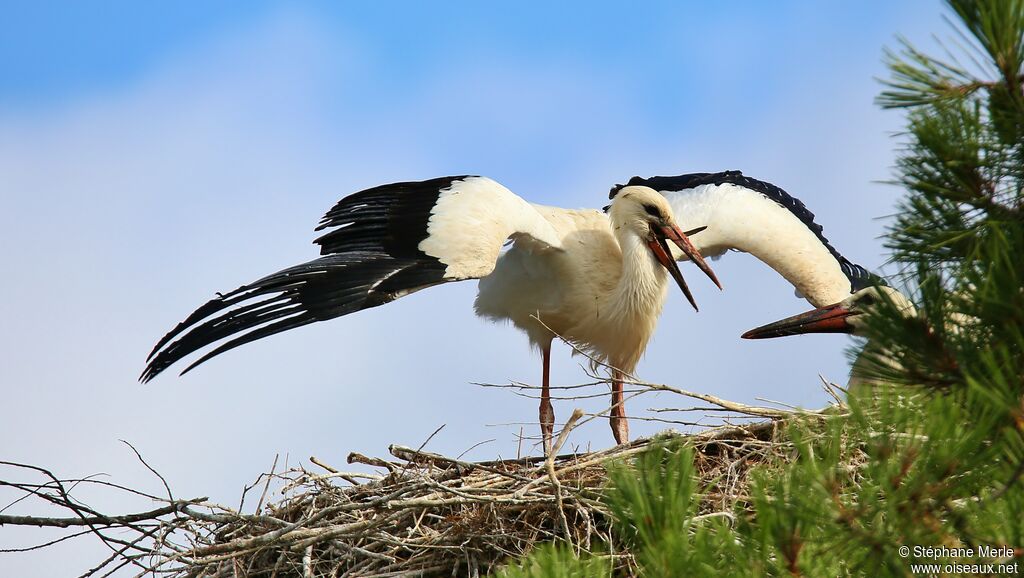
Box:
[540, 343, 555, 454]
[610, 369, 629, 445]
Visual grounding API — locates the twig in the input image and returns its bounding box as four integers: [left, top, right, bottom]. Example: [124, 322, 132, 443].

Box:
[119, 440, 173, 502]
[256, 454, 279, 514]
[547, 408, 585, 549]
[0, 499, 204, 528]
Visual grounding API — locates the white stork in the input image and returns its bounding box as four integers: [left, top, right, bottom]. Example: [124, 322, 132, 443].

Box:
[142, 171, 876, 449]
[141, 175, 720, 450]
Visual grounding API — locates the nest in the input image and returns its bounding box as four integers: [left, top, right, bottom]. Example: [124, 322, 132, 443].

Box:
[152, 420, 784, 578]
[3, 375, 842, 577]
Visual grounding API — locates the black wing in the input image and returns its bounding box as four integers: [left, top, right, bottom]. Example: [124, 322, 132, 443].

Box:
[142, 175, 558, 382]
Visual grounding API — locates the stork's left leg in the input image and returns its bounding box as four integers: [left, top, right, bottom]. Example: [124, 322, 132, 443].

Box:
[610, 369, 629, 445]
[539, 343, 555, 454]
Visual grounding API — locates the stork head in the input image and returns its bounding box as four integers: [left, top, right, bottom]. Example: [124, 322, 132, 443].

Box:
[741, 285, 910, 339]
[608, 185, 722, 311]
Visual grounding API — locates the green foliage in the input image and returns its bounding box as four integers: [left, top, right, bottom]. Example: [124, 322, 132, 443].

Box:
[605, 444, 700, 549]
[881, 0, 1024, 267]
[492, 1, 1024, 575]
[606, 444, 743, 577]
[492, 544, 612, 578]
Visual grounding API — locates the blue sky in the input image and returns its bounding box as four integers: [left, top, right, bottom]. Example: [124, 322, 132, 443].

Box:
[1, 2, 945, 574]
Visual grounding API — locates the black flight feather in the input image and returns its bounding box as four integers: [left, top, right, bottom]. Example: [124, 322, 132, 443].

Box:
[141, 177, 471, 383]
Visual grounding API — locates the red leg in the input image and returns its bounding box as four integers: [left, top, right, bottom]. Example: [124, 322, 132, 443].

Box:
[610, 369, 629, 445]
[539, 343, 555, 454]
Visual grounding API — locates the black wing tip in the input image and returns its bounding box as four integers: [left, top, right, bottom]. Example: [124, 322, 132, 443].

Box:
[139, 352, 173, 383]
[140, 348, 166, 383]
[140, 255, 449, 383]
[138, 352, 208, 384]
[139, 359, 177, 384]
[846, 262, 888, 292]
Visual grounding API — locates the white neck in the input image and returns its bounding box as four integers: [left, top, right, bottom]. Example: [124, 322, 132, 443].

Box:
[585, 228, 669, 371]
[665, 183, 854, 307]
[609, 230, 669, 318]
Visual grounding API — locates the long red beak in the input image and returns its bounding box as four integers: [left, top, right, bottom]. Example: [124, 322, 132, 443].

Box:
[741, 302, 857, 339]
[647, 223, 722, 312]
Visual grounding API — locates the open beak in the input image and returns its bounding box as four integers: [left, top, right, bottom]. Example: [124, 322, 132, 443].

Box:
[647, 223, 722, 312]
[741, 302, 857, 339]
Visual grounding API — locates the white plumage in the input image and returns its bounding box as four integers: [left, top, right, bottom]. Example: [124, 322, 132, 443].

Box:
[420, 178, 562, 279]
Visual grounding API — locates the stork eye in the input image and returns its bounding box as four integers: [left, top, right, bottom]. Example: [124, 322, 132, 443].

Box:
[643, 204, 662, 218]
[858, 294, 877, 307]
